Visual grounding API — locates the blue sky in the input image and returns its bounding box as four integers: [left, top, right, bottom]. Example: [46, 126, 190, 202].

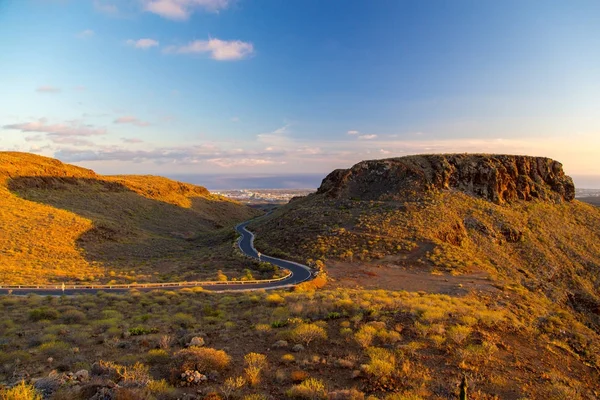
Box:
[1, 0, 599, 186]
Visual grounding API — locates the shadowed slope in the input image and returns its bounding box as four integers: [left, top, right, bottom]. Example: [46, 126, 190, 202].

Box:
[0, 152, 261, 285]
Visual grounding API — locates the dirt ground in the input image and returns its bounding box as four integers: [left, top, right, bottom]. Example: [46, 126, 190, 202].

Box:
[327, 260, 499, 295]
[326, 241, 500, 295]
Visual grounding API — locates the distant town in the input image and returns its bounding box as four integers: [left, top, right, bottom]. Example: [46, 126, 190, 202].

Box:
[576, 188, 600, 198]
[212, 188, 600, 205]
[212, 189, 315, 204]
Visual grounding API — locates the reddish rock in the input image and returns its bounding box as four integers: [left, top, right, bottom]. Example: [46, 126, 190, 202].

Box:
[317, 154, 575, 204]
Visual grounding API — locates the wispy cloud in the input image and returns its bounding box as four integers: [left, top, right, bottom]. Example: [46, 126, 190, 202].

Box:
[257, 124, 292, 148]
[164, 38, 254, 61]
[36, 86, 61, 93]
[142, 0, 230, 20]
[114, 116, 151, 127]
[358, 134, 378, 140]
[122, 138, 144, 143]
[347, 130, 359, 135]
[3, 118, 106, 137]
[126, 38, 159, 49]
[48, 136, 96, 146]
[207, 158, 284, 168]
[77, 29, 95, 38]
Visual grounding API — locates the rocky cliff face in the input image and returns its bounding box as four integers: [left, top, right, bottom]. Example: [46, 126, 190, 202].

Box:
[317, 154, 575, 204]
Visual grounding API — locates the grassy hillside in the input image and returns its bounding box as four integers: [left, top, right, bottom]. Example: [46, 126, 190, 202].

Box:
[252, 191, 600, 320]
[0, 152, 262, 285]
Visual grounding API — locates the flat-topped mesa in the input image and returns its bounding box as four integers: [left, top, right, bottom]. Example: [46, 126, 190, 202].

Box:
[317, 154, 575, 204]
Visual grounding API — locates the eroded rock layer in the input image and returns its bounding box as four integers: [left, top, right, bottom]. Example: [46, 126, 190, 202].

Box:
[317, 154, 575, 204]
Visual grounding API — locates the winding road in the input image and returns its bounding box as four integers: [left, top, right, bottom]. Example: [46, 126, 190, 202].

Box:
[0, 219, 313, 295]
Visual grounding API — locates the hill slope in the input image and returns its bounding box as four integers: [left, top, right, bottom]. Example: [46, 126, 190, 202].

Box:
[0, 152, 261, 284]
[250, 154, 600, 387]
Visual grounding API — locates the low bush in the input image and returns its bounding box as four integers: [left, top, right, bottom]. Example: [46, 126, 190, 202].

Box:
[327, 388, 365, 400]
[171, 347, 231, 381]
[244, 353, 267, 386]
[147, 349, 170, 365]
[129, 327, 159, 336]
[61, 310, 86, 324]
[0, 381, 42, 400]
[286, 377, 327, 400]
[291, 323, 327, 346]
[29, 308, 59, 322]
[38, 341, 71, 359]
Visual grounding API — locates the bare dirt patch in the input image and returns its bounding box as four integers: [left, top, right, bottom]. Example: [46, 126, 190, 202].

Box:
[327, 260, 499, 296]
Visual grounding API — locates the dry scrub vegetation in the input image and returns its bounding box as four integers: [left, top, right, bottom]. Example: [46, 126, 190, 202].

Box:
[250, 191, 600, 331]
[0, 287, 598, 399]
[0, 152, 262, 285]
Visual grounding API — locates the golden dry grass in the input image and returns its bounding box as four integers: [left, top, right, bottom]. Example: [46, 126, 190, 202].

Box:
[0, 152, 261, 285]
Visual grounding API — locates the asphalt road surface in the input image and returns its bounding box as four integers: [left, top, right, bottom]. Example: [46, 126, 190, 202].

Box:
[0, 220, 313, 296]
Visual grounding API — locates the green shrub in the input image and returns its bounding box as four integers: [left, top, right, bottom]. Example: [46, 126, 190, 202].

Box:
[172, 313, 195, 328]
[147, 349, 170, 365]
[38, 341, 71, 358]
[271, 320, 289, 328]
[129, 327, 159, 336]
[61, 310, 86, 324]
[28, 308, 59, 321]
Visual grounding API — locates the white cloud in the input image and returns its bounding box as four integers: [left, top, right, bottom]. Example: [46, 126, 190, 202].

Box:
[358, 134, 378, 140]
[36, 86, 61, 93]
[164, 38, 254, 61]
[142, 0, 230, 20]
[347, 130, 359, 135]
[380, 149, 391, 155]
[231, 116, 239, 122]
[114, 116, 151, 127]
[3, 119, 106, 137]
[126, 38, 159, 49]
[77, 29, 95, 38]
[207, 158, 284, 168]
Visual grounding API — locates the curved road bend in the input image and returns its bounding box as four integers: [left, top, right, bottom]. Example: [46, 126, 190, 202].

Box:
[0, 220, 313, 296]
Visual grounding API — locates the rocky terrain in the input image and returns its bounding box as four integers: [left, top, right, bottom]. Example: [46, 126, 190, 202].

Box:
[317, 154, 575, 204]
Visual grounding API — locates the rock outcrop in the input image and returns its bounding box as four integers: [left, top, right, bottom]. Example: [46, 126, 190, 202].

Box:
[317, 154, 575, 204]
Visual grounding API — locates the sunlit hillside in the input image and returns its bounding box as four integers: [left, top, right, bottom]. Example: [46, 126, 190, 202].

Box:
[0, 152, 262, 285]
